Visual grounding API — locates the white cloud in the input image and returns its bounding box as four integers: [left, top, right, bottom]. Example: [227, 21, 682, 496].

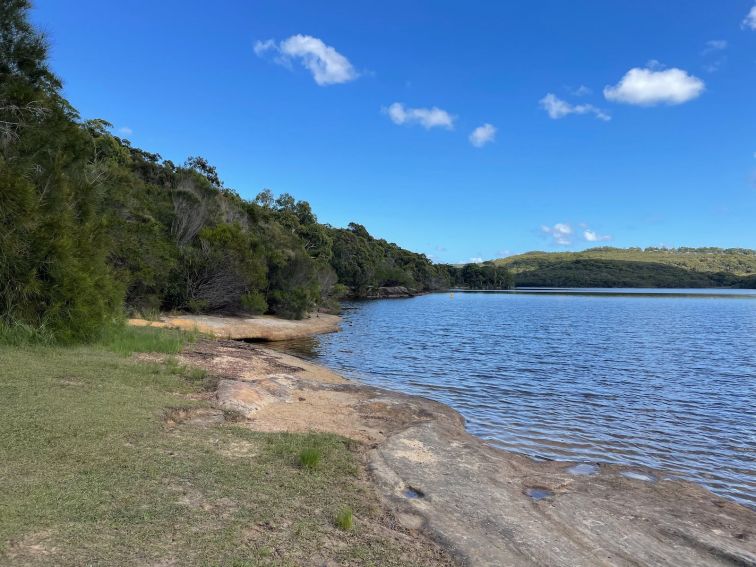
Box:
[743, 5, 756, 30]
[253, 39, 276, 56]
[583, 229, 611, 242]
[541, 223, 611, 245]
[539, 93, 610, 121]
[603, 66, 705, 106]
[118, 126, 133, 136]
[572, 85, 592, 96]
[469, 257, 484, 263]
[254, 34, 358, 85]
[469, 123, 496, 147]
[703, 39, 727, 53]
[541, 223, 573, 246]
[385, 102, 455, 129]
[702, 40, 728, 72]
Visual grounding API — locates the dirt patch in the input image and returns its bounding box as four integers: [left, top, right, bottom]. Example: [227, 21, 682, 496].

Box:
[162, 407, 225, 429]
[249, 389, 384, 444]
[3, 531, 58, 562]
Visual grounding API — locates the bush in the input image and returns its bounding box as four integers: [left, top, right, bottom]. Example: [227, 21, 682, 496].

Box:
[241, 291, 267, 314]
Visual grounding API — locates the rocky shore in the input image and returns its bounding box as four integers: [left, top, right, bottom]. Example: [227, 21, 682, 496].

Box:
[364, 286, 418, 299]
[174, 337, 756, 567]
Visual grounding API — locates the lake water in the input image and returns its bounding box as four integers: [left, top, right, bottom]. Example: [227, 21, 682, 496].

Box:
[276, 289, 756, 507]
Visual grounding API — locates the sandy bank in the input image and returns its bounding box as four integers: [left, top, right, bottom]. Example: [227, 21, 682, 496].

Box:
[178, 339, 756, 566]
[128, 312, 341, 341]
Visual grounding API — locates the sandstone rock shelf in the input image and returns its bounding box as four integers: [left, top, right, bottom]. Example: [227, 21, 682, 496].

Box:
[128, 313, 341, 341]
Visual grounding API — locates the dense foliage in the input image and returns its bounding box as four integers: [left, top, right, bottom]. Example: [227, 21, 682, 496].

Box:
[496, 247, 756, 288]
[2, 2, 503, 342]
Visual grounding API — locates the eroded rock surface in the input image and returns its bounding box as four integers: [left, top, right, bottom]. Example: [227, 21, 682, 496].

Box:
[182, 339, 756, 567]
[129, 313, 341, 341]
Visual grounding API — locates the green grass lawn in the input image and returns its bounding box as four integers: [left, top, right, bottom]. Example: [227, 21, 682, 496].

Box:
[0, 329, 449, 566]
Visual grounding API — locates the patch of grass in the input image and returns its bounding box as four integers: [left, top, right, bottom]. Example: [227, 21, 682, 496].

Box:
[0, 343, 454, 566]
[0, 320, 56, 346]
[97, 325, 190, 356]
[298, 447, 322, 470]
[183, 365, 208, 383]
[335, 508, 354, 531]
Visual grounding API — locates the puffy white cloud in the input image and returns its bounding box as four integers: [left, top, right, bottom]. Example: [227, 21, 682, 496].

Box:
[469, 123, 496, 147]
[541, 223, 611, 245]
[603, 66, 704, 105]
[541, 223, 574, 246]
[385, 102, 455, 129]
[254, 34, 358, 86]
[583, 229, 611, 242]
[743, 5, 756, 30]
[539, 93, 610, 121]
[469, 257, 484, 263]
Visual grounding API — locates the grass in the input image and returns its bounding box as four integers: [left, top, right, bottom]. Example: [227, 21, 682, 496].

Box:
[335, 508, 354, 531]
[0, 327, 451, 566]
[97, 324, 195, 356]
[0, 320, 56, 347]
[298, 447, 322, 470]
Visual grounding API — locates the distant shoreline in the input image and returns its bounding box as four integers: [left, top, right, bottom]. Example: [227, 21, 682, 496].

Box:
[447, 287, 756, 298]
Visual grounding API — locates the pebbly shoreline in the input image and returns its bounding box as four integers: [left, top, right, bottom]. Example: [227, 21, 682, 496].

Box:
[171, 335, 756, 567]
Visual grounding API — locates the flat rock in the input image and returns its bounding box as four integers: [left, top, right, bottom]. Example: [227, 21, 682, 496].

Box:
[128, 313, 341, 341]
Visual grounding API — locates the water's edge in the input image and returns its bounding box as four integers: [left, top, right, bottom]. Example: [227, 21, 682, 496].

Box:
[271, 290, 756, 508]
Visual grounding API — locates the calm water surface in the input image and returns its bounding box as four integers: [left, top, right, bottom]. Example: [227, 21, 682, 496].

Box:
[277, 290, 756, 507]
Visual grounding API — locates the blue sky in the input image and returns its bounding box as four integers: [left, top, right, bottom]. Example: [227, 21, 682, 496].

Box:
[32, 1, 756, 263]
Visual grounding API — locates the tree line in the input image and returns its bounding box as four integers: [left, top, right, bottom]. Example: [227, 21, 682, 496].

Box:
[0, 2, 512, 342]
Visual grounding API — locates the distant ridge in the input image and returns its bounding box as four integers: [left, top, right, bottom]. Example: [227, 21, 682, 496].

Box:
[493, 247, 756, 288]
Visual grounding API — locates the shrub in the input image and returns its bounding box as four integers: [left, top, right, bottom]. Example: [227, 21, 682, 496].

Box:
[241, 291, 267, 314]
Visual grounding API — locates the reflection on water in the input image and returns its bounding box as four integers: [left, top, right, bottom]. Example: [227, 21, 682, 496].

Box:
[272, 290, 756, 508]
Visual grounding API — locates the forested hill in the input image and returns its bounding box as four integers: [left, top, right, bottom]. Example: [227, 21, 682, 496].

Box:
[495, 248, 756, 288]
[1, 2, 511, 342]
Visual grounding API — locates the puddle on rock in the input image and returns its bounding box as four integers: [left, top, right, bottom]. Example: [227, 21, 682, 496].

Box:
[403, 487, 425, 499]
[567, 463, 599, 476]
[621, 471, 655, 482]
[525, 487, 554, 500]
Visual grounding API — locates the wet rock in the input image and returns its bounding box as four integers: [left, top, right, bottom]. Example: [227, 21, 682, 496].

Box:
[567, 463, 599, 476]
[524, 487, 554, 500]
